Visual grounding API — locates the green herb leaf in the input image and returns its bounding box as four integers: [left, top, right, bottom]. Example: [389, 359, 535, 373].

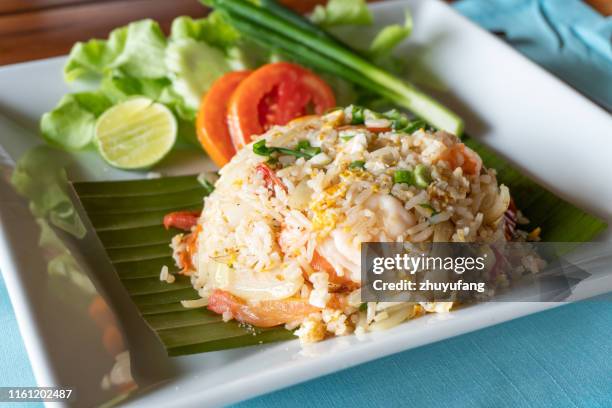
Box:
[311, 0, 373, 27]
[253, 139, 321, 159]
[369, 9, 413, 58]
[253, 139, 273, 156]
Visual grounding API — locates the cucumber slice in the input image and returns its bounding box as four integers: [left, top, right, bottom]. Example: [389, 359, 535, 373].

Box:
[94, 97, 177, 169]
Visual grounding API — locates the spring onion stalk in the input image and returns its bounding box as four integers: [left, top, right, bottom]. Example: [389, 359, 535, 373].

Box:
[224, 15, 402, 103]
[205, 0, 464, 135]
[259, 0, 336, 41]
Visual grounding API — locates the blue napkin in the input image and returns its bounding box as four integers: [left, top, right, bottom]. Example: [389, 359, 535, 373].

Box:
[454, 0, 612, 110]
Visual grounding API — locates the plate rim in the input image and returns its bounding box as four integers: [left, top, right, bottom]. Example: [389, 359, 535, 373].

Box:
[0, 1, 611, 407]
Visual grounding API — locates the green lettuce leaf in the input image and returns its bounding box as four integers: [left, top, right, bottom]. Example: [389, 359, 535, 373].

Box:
[109, 19, 168, 79]
[165, 38, 231, 110]
[311, 0, 373, 27]
[369, 9, 413, 58]
[64, 20, 167, 83]
[170, 12, 240, 49]
[64, 27, 128, 82]
[40, 92, 112, 150]
[100, 73, 171, 103]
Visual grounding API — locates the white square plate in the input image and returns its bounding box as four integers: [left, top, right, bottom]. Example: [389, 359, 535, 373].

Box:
[0, 0, 611, 406]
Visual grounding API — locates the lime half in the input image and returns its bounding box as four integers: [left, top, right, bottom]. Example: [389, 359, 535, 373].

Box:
[95, 97, 177, 169]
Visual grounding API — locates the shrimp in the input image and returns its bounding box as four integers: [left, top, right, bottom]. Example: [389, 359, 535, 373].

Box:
[309, 250, 358, 290]
[163, 211, 200, 231]
[208, 289, 319, 327]
[436, 143, 482, 176]
[315, 194, 415, 283]
[318, 230, 362, 282]
[256, 163, 287, 194]
[365, 193, 416, 238]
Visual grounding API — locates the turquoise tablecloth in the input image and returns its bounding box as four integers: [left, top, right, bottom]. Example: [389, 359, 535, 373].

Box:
[1, 0, 610, 407]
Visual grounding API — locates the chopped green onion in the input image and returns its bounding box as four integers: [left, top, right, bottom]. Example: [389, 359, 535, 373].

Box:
[394, 165, 430, 188]
[383, 109, 408, 130]
[414, 164, 431, 188]
[403, 119, 428, 134]
[296, 140, 322, 157]
[359, 303, 367, 311]
[253, 139, 274, 156]
[393, 169, 415, 185]
[349, 160, 365, 169]
[350, 105, 365, 125]
[253, 139, 321, 159]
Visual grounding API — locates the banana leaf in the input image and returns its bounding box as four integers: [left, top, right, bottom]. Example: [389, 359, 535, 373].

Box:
[73, 144, 607, 356]
[73, 175, 295, 356]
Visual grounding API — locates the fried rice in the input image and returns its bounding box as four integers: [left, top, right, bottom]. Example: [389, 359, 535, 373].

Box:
[169, 106, 524, 344]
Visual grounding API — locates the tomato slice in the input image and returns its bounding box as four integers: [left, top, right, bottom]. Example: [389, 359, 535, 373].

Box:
[228, 62, 336, 150]
[196, 71, 252, 167]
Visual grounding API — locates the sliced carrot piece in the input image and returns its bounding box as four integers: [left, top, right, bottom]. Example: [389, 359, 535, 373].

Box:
[197, 71, 252, 167]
